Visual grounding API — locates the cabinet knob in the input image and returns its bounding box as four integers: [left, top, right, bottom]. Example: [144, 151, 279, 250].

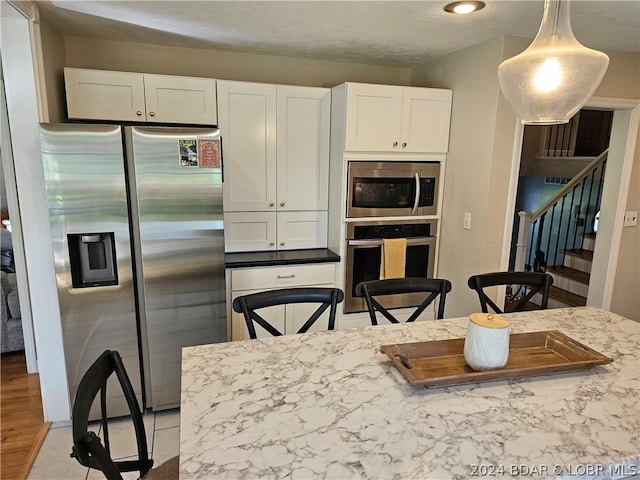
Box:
[269, 242, 275, 246]
[402, 142, 407, 148]
[280, 242, 285, 246]
[392, 141, 398, 147]
[149, 112, 155, 117]
[136, 111, 143, 116]
[269, 202, 275, 207]
[279, 202, 285, 207]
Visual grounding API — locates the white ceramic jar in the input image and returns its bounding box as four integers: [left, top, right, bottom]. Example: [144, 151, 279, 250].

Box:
[463, 313, 510, 371]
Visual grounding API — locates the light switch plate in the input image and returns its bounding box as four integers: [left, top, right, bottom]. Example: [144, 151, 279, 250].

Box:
[623, 211, 638, 227]
[464, 212, 471, 230]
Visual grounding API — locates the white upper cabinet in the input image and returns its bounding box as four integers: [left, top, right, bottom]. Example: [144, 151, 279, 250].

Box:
[219, 80, 330, 213]
[142, 74, 217, 124]
[217, 81, 277, 212]
[64, 68, 217, 125]
[276, 86, 330, 212]
[343, 82, 452, 153]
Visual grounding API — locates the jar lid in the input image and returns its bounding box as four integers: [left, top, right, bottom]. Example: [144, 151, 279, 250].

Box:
[469, 313, 509, 329]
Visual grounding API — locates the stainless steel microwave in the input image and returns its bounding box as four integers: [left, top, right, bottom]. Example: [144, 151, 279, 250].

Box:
[346, 161, 440, 218]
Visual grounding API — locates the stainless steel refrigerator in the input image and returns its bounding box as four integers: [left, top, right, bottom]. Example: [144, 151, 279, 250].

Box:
[39, 124, 226, 414]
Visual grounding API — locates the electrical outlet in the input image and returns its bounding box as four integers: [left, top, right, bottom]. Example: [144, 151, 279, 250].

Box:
[464, 212, 471, 230]
[623, 211, 638, 227]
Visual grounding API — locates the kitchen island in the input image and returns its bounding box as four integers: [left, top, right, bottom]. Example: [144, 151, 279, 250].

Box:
[180, 307, 639, 479]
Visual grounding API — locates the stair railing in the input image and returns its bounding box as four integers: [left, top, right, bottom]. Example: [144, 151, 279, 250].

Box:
[514, 148, 608, 272]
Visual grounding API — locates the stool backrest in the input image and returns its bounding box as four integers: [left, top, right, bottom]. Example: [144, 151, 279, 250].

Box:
[467, 271, 554, 314]
[232, 287, 344, 339]
[71, 350, 153, 480]
[355, 278, 452, 324]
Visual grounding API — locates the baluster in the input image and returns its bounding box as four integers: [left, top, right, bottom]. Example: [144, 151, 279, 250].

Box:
[563, 186, 577, 257]
[593, 159, 607, 217]
[527, 220, 537, 272]
[559, 123, 566, 155]
[535, 213, 546, 272]
[544, 204, 556, 271]
[553, 194, 567, 266]
[572, 179, 587, 250]
[581, 167, 597, 243]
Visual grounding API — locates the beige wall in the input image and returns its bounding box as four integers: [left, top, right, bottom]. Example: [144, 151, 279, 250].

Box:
[594, 51, 640, 321]
[39, 15, 66, 122]
[411, 37, 513, 317]
[62, 36, 411, 88]
[610, 142, 639, 320]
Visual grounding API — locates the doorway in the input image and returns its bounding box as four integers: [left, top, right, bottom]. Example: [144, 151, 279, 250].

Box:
[508, 109, 613, 308]
[502, 97, 640, 312]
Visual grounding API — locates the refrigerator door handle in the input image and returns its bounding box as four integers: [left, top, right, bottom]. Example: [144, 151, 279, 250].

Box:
[81, 234, 103, 243]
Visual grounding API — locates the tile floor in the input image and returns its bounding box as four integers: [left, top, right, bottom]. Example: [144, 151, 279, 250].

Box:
[27, 409, 180, 480]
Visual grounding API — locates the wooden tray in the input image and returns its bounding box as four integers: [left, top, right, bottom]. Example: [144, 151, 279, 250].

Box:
[380, 330, 613, 387]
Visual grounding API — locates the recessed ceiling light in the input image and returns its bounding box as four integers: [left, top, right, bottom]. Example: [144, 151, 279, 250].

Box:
[444, 1, 486, 15]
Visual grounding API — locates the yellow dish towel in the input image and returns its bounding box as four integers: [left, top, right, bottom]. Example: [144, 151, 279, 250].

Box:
[380, 238, 407, 279]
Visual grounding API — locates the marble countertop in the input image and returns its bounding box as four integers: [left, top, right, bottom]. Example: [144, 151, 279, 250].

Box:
[180, 307, 640, 479]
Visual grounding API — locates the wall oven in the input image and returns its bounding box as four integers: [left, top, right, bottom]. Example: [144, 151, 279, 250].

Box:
[347, 161, 440, 218]
[344, 219, 437, 313]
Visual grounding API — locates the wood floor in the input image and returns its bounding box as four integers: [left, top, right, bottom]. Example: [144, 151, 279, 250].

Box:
[1, 352, 50, 480]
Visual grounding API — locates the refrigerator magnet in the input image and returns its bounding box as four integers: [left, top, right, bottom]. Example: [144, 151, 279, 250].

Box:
[197, 138, 221, 168]
[179, 139, 199, 167]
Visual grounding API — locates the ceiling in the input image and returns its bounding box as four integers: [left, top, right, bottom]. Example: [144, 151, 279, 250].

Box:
[36, 0, 640, 67]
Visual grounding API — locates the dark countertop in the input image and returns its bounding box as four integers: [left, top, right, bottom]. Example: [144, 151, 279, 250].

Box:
[225, 248, 340, 269]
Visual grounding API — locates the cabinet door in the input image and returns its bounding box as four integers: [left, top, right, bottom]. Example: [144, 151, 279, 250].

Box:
[218, 81, 277, 212]
[276, 86, 330, 211]
[285, 294, 335, 335]
[231, 288, 285, 341]
[143, 74, 217, 125]
[224, 212, 276, 252]
[276, 211, 328, 250]
[64, 68, 146, 122]
[344, 83, 402, 152]
[400, 87, 452, 153]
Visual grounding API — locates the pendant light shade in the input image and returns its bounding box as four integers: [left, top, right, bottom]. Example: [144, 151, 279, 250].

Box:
[498, 0, 609, 125]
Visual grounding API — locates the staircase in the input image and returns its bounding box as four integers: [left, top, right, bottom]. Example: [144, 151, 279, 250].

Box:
[544, 232, 595, 308]
[514, 150, 608, 309]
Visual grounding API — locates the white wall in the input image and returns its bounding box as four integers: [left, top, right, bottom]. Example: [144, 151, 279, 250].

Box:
[610, 138, 639, 320]
[592, 51, 640, 321]
[587, 108, 634, 310]
[0, 0, 70, 421]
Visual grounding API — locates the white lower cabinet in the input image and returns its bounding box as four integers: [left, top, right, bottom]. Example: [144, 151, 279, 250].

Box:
[224, 211, 327, 252]
[224, 212, 278, 252]
[229, 263, 337, 341]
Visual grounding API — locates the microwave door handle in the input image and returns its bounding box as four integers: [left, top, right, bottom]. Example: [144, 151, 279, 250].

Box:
[412, 172, 420, 214]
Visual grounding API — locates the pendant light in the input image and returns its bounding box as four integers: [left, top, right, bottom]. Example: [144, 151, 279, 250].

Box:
[498, 0, 609, 125]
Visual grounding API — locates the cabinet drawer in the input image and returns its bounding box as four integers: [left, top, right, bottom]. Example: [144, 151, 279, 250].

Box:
[231, 263, 336, 291]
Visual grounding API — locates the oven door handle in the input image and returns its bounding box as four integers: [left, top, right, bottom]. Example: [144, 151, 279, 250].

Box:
[347, 237, 435, 247]
[411, 172, 420, 214]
